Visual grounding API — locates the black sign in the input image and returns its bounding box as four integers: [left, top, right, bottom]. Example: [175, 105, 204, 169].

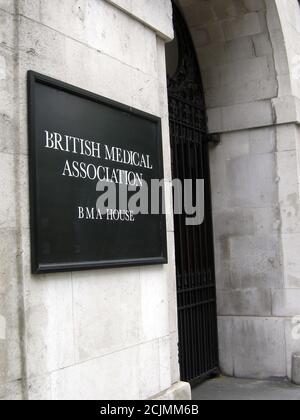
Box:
[28, 71, 167, 273]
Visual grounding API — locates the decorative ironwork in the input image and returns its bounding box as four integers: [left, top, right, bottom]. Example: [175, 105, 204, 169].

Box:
[167, 4, 219, 384]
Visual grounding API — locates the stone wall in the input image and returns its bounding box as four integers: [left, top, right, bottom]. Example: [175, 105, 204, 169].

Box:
[178, 0, 300, 379]
[274, 0, 300, 381]
[0, 0, 179, 400]
[2, 0, 300, 399]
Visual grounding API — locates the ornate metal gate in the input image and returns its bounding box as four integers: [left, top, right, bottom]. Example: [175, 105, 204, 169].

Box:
[167, 4, 219, 384]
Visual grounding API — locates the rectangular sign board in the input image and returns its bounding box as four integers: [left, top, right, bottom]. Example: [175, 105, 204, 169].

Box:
[28, 71, 167, 274]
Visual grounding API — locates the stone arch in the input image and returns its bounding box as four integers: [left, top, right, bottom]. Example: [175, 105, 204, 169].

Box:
[170, 0, 300, 379]
[176, 0, 296, 131]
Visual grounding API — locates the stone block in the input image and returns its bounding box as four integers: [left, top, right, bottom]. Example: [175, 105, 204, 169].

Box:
[0, 50, 15, 155]
[208, 100, 274, 133]
[277, 150, 298, 203]
[0, 380, 23, 400]
[0, 54, 5, 80]
[131, 0, 174, 41]
[214, 242, 232, 290]
[243, 0, 266, 12]
[140, 265, 170, 342]
[183, 1, 216, 28]
[252, 33, 273, 57]
[16, 155, 30, 230]
[0, 0, 15, 14]
[219, 129, 250, 159]
[27, 374, 52, 400]
[207, 21, 226, 43]
[127, 20, 158, 75]
[217, 289, 272, 316]
[210, 141, 233, 209]
[213, 208, 255, 239]
[217, 316, 234, 376]
[203, 56, 273, 89]
[210, 132, 252, 209]
[18, 19, 137, 124]
[282, 234, 300, 287]
[18, 16, 67, 80]
[21, 228, 75, 378]
[0, 9, 15, 48]
[0, 153, 17, 229]
[77, 0, 157, 75]
[106, 0, 174, 41]
[196, 43, 227, 70]
[138, 340, 160, 400]
[0, 316, 5, 341]
[18, 0, 41, 21]
[249, 126, 276, 154]
[228, 235, 283, 289]
[231, 317, 286, 379]
[280, 192, 300, 236]
[131, 69, 159, 115]
[72, 267, 141, 363]
[205, 78, 277, 108]
[159, 336, 172, 392]
[272, 289, 300, 317]
[207, 107, 223, 133]
[272, 96, 300, 125]
[211, 0, 243, 20]
[64, 37, 134, 107]
[269, 31, 289, 76]
[213, 207, 281, 292]
[252, 206, 281, 236]
[276, 124, 297, 152]
[292, 78, 300, 101]
[0, 229, 22, 386]
[227, 153, 277, 208]
[51, 346, 140, 400]
[223, 12, 264, 41]
[226, 36, 255, 62]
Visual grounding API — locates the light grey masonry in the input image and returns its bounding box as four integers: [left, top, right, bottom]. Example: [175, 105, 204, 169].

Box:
[1, 0, 300, 400]
[178, 0, 300, 381]
[0, 0, 177, 400]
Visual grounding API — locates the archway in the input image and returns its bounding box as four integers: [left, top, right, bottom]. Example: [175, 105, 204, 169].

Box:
[166, 3, 219, 384]
[169, 0, 300, 381]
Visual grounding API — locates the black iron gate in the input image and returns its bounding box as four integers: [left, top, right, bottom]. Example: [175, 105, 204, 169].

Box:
[166, 4, 219, 384]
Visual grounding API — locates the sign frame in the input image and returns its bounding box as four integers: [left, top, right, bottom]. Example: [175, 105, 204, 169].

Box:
[27, 71, 168, 274]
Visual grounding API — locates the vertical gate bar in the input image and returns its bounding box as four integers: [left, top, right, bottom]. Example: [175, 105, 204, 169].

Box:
[180, 118, 189, 381]
[194, 137, 204, 374]
[192, 107, 202, 377]
[175, 119, 187, 380]
[180, 121, 191, 380]
[188, 122, 199, 379]
[204, 138, 219, 370]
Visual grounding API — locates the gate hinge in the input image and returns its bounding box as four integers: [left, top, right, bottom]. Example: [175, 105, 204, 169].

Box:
[206, 133, 221, 145]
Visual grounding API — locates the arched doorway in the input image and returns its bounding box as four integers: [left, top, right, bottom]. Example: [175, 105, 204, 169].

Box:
[166, 3, 219, 384]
